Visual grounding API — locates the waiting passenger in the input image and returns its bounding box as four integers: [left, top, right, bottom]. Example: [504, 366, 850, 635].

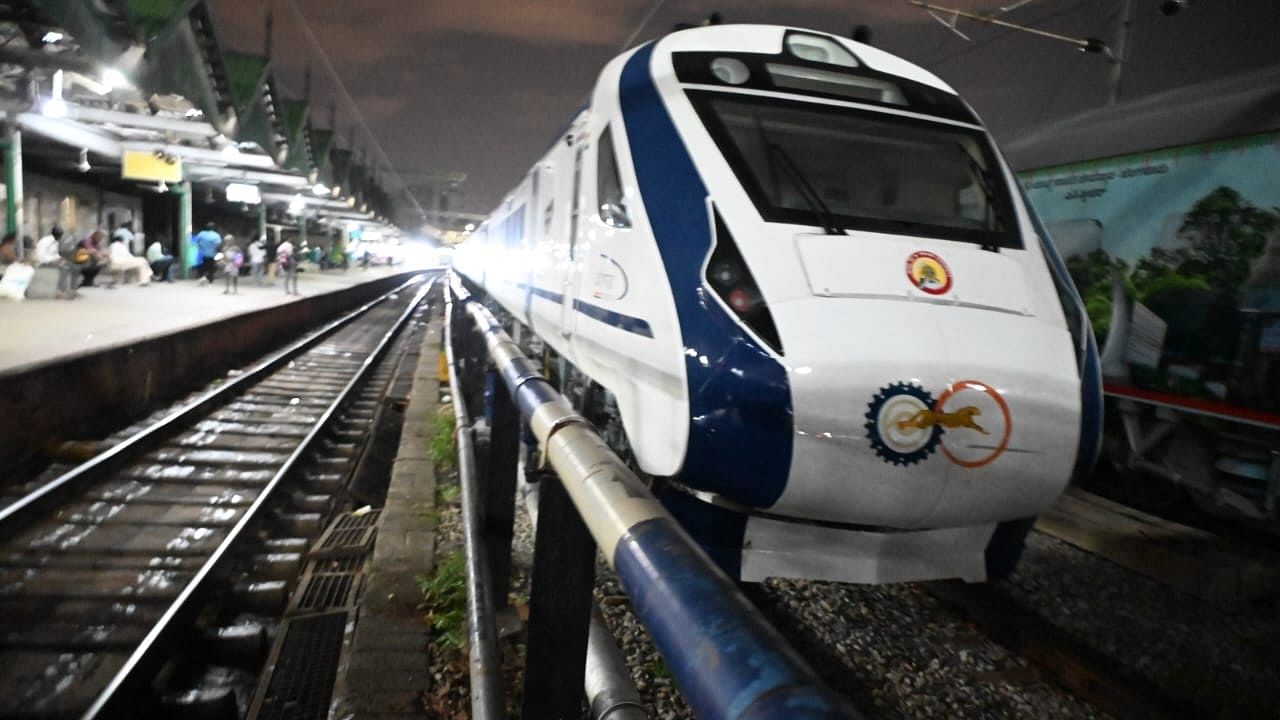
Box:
[0, 232, 17, 267]
[79, 230, 112, 288]
[192, 222, 221, 285]
[108, 235, 151, 286]
[146, 236, 175, 282]
[34, 226, 78, 298]
[277, 238, 298, 296]
[221, 235, 241, 295]
[112, 221, 140, 256]
[248, 234, 266, 285]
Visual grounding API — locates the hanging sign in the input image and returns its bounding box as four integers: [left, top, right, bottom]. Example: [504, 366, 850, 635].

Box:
[122, 149, 182, 183]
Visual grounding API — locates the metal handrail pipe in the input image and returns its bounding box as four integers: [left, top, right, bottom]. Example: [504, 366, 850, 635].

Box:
[453, 276, 861, 720]
[444, 288, 506, 720]
[520, 463, 648, 720]
[85, 276, 436, 719]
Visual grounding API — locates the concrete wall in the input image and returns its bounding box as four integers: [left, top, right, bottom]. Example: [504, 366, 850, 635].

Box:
[0, 271, 420, 472]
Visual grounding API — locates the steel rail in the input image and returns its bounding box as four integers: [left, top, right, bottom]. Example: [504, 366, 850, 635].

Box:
[450, 274, 862, 720]
[0, 275, 428, 541]
[443, 286, 506, 720]
[79, 276, 436, 719]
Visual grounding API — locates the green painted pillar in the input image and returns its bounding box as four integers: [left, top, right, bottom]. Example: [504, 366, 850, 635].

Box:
[4, 128, 23, 241]
[300, 211, 308, 255]
[177, 181, 193, 278]
[257, 202, 267, 243]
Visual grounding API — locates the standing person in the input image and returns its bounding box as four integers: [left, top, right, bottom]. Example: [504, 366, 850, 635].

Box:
[265, 233, 278, 285]
[192, 222, 222, 284]
[221, 235, 242, 295]
[107, 235, 151, 286]
[112, 221, 140, 256]
[277, 237, 298, 296]
[146, 235, 175, 282]
[35, 226, 77, 298]
[248, 233, 266, 285]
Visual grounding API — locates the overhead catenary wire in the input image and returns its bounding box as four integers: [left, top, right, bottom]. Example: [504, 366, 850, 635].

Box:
[282, 0, 429, 223]
[619, 0, 669, 52]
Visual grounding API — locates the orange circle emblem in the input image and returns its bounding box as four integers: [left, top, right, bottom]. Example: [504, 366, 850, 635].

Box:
[905, 251, 952, 295]
[935, 380, 1012, 468]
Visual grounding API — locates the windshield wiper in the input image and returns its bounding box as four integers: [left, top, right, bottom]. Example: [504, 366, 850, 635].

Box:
[754, 118, 843, 235]
[767, 143, 845, 235]
[956, 142, 1005, 251]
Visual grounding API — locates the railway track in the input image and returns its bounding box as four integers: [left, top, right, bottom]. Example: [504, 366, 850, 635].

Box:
[0, 275, 436, 719]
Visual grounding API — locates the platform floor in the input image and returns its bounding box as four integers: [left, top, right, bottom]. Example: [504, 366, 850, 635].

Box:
[0, 263, 438, 375]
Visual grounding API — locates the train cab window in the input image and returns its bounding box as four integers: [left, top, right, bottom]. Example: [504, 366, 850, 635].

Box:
[689, 92, 1020, 249]
[596, 126, 631, 229]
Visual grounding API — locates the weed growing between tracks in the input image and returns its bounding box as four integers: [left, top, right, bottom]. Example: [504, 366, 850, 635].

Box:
[427, 405, 457, 472]
[419, 551, 467, 651]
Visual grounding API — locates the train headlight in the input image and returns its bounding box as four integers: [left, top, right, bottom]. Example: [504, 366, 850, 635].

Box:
[709, 260, 739, 286]
[705, 209, 783, 354]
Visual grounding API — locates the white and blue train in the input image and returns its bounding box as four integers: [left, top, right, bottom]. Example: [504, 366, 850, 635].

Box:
[452, 24, 1102, 584]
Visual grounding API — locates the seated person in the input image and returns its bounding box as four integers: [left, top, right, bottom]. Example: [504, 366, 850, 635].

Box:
[79, 230, 110, 287]
[146, 237, 175, 282]
[0, 232, 17, 268]
[107, 235, 151, 286]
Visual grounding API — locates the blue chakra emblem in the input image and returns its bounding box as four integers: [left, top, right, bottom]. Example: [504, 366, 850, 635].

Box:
[864, 382, 944, 466]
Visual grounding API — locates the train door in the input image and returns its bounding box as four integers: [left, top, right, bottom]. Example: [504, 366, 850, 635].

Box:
[559, 139, 589, 336]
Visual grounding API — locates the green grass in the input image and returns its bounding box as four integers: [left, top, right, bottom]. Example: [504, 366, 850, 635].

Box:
[438, 484, 460, 504]
[427, 405, 458, 472]
[418, 550, 468, 651]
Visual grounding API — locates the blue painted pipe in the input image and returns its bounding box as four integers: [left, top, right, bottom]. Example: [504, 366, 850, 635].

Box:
[451, 275, 862, 720]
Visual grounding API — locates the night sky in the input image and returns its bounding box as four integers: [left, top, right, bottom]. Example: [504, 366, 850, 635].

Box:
[213, 0, 1280, 224]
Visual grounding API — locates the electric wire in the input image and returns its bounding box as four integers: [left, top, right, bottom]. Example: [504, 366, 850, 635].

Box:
[282, 0, 429, 222]
[619, 0, 670, 52]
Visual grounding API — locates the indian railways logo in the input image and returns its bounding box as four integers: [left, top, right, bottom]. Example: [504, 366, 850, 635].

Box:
[905, 251, 952, 295]
[864, 380, 1011, 467]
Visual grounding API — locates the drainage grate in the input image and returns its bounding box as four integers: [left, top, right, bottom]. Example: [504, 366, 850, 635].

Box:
[247, 611, 349, 720]
[310, 510, 381, 559]
[289, 572, 361, 613]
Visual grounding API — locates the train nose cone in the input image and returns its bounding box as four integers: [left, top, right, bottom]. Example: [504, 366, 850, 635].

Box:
[766, 295, 1081, 529]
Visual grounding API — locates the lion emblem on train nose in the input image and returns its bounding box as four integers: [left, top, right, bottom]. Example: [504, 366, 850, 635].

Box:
[864, 380, 1012, 467]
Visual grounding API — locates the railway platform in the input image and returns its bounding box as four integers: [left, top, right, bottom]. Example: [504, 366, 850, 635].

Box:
[0, 263, 439, 375]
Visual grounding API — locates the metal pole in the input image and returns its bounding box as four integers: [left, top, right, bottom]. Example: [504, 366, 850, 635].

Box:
[257, 202, 267, 243]
[1108, 0, 1135, 106]
[521, 470, 597, 720]
[177, 181, 193, 279]
[5, 128, 23, 242]
[586, 606, 648, 720]
[444, 290, 506, 720]
[482, 369, 519, 612]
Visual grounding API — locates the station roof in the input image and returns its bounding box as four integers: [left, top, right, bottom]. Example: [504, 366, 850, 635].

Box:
[1003, 64, 1280, 170]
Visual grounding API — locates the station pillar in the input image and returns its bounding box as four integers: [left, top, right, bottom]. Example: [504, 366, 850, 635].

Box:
[257, 202, 267, 243]
[177, 181, 193, 278]
[3, 127, 23, 245]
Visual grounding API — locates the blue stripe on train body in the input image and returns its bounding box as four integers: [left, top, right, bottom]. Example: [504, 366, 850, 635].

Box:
[619, 43, 793, 509]
[1020, 186, 1103, 483]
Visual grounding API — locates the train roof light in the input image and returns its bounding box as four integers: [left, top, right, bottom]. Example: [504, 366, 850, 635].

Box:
[710, 57, 750, 85]
[766, 63, 906, 106]
[785, 33, 859, 68]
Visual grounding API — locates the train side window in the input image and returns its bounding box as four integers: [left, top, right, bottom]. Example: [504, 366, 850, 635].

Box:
[597, 126, 630, 229]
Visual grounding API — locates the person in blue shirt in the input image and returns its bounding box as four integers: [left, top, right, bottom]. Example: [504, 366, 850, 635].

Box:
[192, 222, 222, 285]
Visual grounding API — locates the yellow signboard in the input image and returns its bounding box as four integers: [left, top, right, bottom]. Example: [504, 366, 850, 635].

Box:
[121, 149, 182, 183]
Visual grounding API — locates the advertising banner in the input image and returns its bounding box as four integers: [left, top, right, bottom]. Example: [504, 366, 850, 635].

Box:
[1021, 132, 1280, 415]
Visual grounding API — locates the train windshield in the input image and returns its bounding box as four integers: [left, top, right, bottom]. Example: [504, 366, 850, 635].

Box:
[691, 92, 1021, 249]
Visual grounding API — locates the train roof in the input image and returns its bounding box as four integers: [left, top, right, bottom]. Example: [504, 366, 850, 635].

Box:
[1003, 64, 1280, 171]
